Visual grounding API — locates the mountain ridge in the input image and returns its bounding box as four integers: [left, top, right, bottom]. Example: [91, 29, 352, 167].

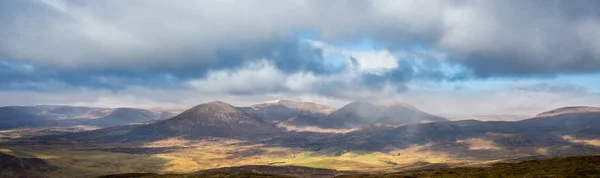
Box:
[126, 101, 281, 138]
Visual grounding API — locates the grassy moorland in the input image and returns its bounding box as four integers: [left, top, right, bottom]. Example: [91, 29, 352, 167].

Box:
[96, 156, 600, 178]
[2, 135, 600, 177]
[97, 172, 296, 178]
[338, 156, 600, 178]
[0, 137, 475, 177]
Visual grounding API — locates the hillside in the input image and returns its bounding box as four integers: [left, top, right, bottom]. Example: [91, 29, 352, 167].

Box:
[126, 101, 281, 138]
[0, 152, 57, 177]
[314, 107, 600, 154]
[319, 102, 447, 129]
[0, 106, 52, 130]
[536, 106, 600, 117]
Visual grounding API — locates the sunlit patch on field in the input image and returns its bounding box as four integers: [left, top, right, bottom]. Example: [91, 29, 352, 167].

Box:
[456, 138, 502, 150]
[536, 147, 550, 155]
[562, 135, 600, 147]
[8, 136, 598, 177]
[275, 122, 357, 133]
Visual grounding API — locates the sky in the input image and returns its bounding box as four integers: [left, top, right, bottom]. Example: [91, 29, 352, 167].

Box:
[1, 0, 600, 118]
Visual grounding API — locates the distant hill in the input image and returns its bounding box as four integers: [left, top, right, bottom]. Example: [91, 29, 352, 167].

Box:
[0, 105, 183, 129]
[71, 108, 176, 127]
[126, 101, 281, 139]
[319, 101, 447, 129]
[536, 106, 600, 117]
[315, 106, 600, 152]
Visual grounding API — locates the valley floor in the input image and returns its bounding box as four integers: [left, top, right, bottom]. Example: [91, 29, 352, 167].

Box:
[98, 155, 600, 178]
[0, 137, 469, 177]
[3, 135, 600, 178]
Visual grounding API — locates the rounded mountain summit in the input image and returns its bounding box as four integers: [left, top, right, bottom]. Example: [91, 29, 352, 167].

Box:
[130, 101, 280, 138]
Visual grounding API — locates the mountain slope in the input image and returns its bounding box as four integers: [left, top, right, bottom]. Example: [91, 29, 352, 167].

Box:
[243, 99, 335, 123]
[536, 106, 600, 117]
[0, 106, 50, 130]
[315, 106, 600, 152]
[319, 101, 447, 129]
[80, 108, 176, 127]
[128, 101, 280, 138]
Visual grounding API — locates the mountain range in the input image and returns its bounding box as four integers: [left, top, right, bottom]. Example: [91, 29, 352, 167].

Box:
[32, 101, 600, 153]
[36, 100, 453, 141]
[2, 100, 600, 177]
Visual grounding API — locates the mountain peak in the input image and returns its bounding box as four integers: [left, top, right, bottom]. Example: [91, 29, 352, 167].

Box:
[536, 106, 600, 117]
[321, 101, 447, 128]
[204, 101, 232, 106]
[136, 101, 279, 137]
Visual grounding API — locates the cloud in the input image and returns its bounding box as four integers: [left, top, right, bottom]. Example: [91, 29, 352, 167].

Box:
[2, 0, 600, 115]
[186, 50, 409, 100]
[3, 0, 600, 77]
[188, 60, 287, 94]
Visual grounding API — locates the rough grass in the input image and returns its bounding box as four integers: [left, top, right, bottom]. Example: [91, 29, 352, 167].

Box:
[97, 172, 295, 178]
[563, 135, 600, 147]
[0, 133, 8, 142]
[0, 139, 466, 177]
[0, 148, 14, 156]
[335, 156, 600, 178]
[95, 155, 600, 178]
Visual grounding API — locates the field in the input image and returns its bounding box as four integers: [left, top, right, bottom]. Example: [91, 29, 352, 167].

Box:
[336, 156, 600, 178]
[0, 137, 483, 177]
[3, 134, 600, 177]
[87, 155, 600, 178]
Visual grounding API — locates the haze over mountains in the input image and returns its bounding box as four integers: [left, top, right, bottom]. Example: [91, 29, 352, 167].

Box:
[0, 100, 447, 132]
[0, 105, 183, 130]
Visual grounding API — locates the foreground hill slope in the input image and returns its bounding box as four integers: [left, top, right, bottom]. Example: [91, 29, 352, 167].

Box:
[97, 155, 600, 178]
[0, 152, 57, 177]
[338, 155, 600, 178]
